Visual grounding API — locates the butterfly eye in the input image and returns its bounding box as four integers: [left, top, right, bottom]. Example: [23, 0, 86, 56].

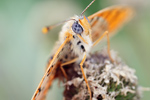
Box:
[72, 21, 83, 34]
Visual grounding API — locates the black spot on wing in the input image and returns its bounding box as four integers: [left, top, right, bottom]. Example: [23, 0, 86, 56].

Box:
[77, 41, 81, 45]
[73, 35, 75, 38]
[47, 65, 54, 77]
[81, 45, 85, 52]
[38, 87, 41, 92]
[48, 68, 50, 73]
[47, 73, 49, 77]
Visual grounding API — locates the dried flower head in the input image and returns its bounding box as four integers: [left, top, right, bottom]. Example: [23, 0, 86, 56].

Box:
[61, 48, 141, 100]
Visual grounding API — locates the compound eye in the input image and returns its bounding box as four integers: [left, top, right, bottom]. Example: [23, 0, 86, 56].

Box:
[72, 21, 83, 34]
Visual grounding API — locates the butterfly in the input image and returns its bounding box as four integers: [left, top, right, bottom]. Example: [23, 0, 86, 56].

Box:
[32, 0, 134, 100]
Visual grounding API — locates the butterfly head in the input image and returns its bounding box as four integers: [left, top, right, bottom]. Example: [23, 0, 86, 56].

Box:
[71, 16, 91, 36]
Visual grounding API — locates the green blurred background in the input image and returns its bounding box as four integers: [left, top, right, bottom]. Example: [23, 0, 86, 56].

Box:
[0, 0, 150, 100]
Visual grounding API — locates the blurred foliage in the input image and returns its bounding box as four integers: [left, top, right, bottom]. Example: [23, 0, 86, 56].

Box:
[0, 0, 149, 100]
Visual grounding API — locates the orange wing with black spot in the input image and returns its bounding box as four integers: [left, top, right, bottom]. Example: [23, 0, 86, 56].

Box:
[32, 60, 59, 100]
[32, 37, 71, 100]
[88, 5, 134, 42]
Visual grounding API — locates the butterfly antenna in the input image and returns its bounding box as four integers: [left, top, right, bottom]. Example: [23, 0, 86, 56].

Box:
[81, 0, 95, 16]
[42, 19, 75, 34]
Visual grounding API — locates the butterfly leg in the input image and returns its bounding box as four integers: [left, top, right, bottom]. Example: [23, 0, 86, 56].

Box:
[106, 32, 114, 63]
[92, 31, 114, 63]
[80, 53, 92, 100]
[60, 58, 78, 80]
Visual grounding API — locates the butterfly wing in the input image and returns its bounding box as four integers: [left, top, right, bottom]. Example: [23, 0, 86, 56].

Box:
[36, 61, 59, 100]
[32, 57, 59, 100]
[88, 5, 134, 42]
[32, 37, 70, 100]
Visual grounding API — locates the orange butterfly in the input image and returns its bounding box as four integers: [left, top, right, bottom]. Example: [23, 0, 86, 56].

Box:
[32, 0, 134, 100]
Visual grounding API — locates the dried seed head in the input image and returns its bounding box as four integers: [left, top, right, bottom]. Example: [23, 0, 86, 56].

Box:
[62, 48, 141, 100]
